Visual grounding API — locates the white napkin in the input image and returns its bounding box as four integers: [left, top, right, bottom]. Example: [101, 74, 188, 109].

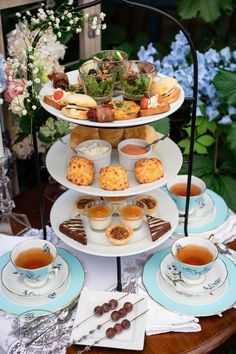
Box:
[212, 211, 236, 244]
[137, 281, 201, 335]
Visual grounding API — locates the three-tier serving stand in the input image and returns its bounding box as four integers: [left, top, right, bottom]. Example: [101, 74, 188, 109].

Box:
[35, 0, 198, 291]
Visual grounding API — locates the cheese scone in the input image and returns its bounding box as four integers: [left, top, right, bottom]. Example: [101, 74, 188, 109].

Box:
[67, 156, 95, 186]
[99, 166, 129, 190]
[134, 158, 164, 184]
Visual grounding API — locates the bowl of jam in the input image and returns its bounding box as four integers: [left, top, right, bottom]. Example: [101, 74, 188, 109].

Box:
[117, 138, 152, 171]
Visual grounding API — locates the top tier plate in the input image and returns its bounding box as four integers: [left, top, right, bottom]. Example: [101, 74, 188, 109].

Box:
[40, 70, 185, 128]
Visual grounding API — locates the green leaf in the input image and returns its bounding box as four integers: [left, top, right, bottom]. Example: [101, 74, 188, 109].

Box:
[150, 118, 170, 135]
[196, 135, 215, 146]
[178, 139, 190, 148]
[213, 69, 236, 106]
[207, 121, 217, 134]
[226, 122, 236, 159]
[199, 0, 221, 22]
[19, 115, 31, 135]
[196, 120, 208, 136]
[194, 142, 208, 154]
[183, 127, 191, 136]
[177, 0, 200, 19]
[180, 154, 214, 176]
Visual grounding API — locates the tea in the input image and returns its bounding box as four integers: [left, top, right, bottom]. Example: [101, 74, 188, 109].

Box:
[176, 245, 213, 266]
[170, 183, 202, 197]
[15, 248, 53, 269]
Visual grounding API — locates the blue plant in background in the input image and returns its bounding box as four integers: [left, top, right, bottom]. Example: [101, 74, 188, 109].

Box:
[137, 31, 236, 125]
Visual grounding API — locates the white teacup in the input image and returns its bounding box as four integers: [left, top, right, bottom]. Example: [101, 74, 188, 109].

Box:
[10, 239, 58, 288]
[167, 175, 206, 215]
[171, 236, 218, 284]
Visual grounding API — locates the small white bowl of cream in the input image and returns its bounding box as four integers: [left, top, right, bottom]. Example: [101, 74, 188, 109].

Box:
[76, 139, 112, 172]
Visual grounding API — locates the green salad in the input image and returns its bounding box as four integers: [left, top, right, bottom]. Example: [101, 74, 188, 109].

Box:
[82, 74, 113, 98]
[122, 74, 151, 98]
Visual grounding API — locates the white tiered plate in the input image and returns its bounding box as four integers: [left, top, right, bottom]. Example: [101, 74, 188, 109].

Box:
[40, 70, 185, 128]
[46, 133, 182, 197]
[50, 189, 178, 257]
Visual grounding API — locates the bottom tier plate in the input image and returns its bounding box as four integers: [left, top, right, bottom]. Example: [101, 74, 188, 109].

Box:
[143, 247, 236, 317]
[50, 189, 178, 257]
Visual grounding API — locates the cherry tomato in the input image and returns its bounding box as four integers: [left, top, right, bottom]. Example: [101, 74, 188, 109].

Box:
[140, 97, 149, 109]
[54, 89, 64, 101]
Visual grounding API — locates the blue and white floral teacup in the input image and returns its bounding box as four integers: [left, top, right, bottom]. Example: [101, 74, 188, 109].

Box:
[167, 175, 206, 215]
[171, 237, 218, 284]
[10, 239, 58, 288]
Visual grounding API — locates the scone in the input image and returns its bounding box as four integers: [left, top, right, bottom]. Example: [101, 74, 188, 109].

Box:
[134, 158, 164, 183]
[67, 156, 94, 186]
[135, 195, 158, 214]
[124, 125, 158, 146]
[76, 195, 99, 214]
[106, 224, 133, 245]
[70, 126, 99, 149]
[111, 100, 140, 120]
[98, 128, 124, 148]
[99, 166, 129, 190]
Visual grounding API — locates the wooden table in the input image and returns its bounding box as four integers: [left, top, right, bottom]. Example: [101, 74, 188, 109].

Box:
[13, 183, 236, 354]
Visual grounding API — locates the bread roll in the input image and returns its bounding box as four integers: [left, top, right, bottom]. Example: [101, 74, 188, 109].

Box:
[124, 125, 158, 145]
[70, 126, 99, 149]
[150, 77, 180, 103]
[98, 128, 124, 148]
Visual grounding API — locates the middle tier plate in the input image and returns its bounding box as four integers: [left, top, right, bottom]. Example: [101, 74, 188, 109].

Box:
[50, 189, 178, 257]
[46, 133, 182, 197]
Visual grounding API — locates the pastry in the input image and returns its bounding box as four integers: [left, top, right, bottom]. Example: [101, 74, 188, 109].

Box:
[99, 166, 129, 191]
[70, 126, 99, 149]
[124, 125, 158, 146]
[147, 215, 171, 242]
[59, 216, 87, 245]
[98, 128, 125, 148]
[134, 158, 164, 184]
[67, 156, 95, 186]
[76, 195, 99, 214]
[110, 100, 140, 120]
[135, 195, 157, 214]
[61, 105, 88, 120]
[106, 224, 133, 245]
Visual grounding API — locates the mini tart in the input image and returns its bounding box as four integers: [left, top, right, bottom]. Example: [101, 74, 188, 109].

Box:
[106, 224, 133, 245]
[76, 196, 99, 214]
[135, 195, 157, 215]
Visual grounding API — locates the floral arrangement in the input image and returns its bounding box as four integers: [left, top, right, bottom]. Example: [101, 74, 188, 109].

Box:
[2, 1, 106, 158]
[138, 32, 236, 211]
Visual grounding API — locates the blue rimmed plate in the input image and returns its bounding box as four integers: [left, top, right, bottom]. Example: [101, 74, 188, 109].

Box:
[174, 189, 228, 235]
[143, 247, 236, 316]
[0, 248, 85, 315]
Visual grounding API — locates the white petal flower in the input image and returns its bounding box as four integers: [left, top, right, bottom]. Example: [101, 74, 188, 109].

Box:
[16, 12, 21, 18]
[102, 23, 107, 30]
[22, 109, 27, 115]
[67, 13, 72, 18]
[100, 12, 106, 21]
[57, 31, 62, 38]
[34, 78, 40, 83]
[76, 27, 82, 33]
[68, 0, 73, 5]
[32, 105, 37, 110]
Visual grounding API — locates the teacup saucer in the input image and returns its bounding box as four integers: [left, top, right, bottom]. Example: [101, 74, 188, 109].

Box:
[175, 189, 228, 235]
[1, 255, 69, 300]
[160, 253, 228, 296]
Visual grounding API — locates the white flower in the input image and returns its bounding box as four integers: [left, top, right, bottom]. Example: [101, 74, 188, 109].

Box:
[69, 19, 74, 25]
[68, 0, 73, 5]
[27, 80, 32, 86]
[67, 13, 72, 19]
[57, 31, 62, 38]
[32, 105, 37, 110]
[76, 27, 82, 33]
[22, 109, 27, 115]
[84, 13, 89, 19]
[102, 23, 107, 30]
[16, 12, 21, 18]
[66, 26, 71, 31]
[100, 12, 106, 21]
[33, 67, 39, 74]
[34, 78, 40, 83]
[26, 11, 31, 16]
[0, 98, 3, 105]
[95, 28, 101, 36]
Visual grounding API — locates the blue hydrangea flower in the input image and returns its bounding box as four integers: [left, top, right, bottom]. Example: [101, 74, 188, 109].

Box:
[137, 31, 235, 124]
[218, 115, 233, 125]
